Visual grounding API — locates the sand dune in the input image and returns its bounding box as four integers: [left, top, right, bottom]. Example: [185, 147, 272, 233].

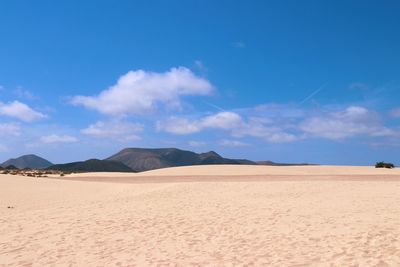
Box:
[64, 165, 400, 183]
[67, 164, 400, 177]
[135, 164, 400, 176]
[1, 165, 400, 266]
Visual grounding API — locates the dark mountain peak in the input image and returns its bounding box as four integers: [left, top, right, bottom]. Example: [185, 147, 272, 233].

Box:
[107, 147, 202, 172]
[199, 151, 225, 164]
[200, 151, 222, 158]
[1, 154, 53, 169]
[24, 154, 40, 158]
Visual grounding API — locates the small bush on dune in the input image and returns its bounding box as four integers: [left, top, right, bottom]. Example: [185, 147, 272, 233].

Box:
[375, 162, 395, 169]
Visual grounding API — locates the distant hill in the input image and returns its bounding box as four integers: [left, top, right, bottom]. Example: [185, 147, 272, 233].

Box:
[47, 159, 133, 172]
[106, 148, 257, 172]
[1, 154, 53, 169]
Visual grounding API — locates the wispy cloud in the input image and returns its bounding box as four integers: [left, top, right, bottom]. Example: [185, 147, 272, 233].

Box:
[40, 134, 78, 144]
[188, 141, 206, 147]
[232, 41, 246, 48]
[0, 101, 46, 122]
[299, 106, 395, 139]
[13, 87, 37, 100]
[389, 108, 400, 118]
[0, 144, 8, 152]
[81, 120, 143, 141]
[157, 104, 399, 144]
[232, 120, 298, 143]
[158, 111, 298, 143]
[0, 123, 20, 136]
[219, 139, 250, 147]
[194, 60, 207, 72]
[349, 82, 369, 91]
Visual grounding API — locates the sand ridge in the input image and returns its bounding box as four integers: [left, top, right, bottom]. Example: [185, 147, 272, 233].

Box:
[61, 165, 400, 184]
[69, 165, 400, 178]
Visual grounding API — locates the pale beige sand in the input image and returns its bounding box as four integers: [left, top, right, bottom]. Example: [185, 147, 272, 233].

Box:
[1, 166, 400, 266]
[65, 165, 400, 183]
[71, 165, 400, 177]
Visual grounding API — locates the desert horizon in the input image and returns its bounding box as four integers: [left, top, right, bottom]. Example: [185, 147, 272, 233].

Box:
[2, 1, 400, 266]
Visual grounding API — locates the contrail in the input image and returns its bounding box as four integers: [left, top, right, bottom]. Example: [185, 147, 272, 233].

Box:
[300, 83, 328, 105]
[203, 101, 226, 112]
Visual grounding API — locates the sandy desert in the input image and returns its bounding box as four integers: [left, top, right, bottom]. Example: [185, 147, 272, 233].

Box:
[1, 165, 400, 266]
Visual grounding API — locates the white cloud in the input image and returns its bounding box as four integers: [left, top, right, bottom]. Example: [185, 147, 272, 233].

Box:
[40, 134, 78, 144]
[81, 120, 143, 141]
[300, 106, 395, 139]
[71, 67, 214, 116]
[220, 139, 250, 147]
[201, 112, 243, 129]
[157, 111, 242, 134]
[390, 108, 400, 118]
[0, 123, 21, 136]
[0, 101, 46, 122]
[157, 117, 200, 135]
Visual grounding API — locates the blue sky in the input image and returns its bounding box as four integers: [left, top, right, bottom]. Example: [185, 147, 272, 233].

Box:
[1, 0, 400, 165]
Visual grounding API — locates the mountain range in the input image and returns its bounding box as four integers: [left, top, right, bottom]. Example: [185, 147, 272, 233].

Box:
[106, 148, 256, 172]
[1, 148, 311, 173]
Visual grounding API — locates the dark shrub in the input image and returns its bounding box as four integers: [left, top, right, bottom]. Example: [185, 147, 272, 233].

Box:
[375, 162, 395, 169]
